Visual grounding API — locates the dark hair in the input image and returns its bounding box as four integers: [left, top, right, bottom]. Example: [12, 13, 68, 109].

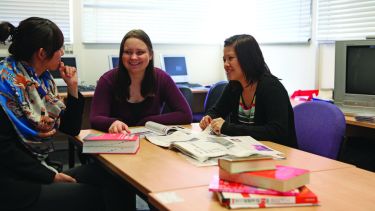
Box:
[224, 34, 272, 84]
[0, 17, 64, 61]
[115, 29, 156, 102]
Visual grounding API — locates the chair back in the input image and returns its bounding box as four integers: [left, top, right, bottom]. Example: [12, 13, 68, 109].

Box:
[162, 86, 193, 113]
[293, 101, 346, 159]
[204, 81, 228, 113]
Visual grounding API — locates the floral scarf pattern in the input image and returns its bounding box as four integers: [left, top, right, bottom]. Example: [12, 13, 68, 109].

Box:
[0, 56, 66, 158]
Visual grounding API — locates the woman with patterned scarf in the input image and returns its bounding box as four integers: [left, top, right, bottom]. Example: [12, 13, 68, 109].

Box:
[0, 17, 136, 211]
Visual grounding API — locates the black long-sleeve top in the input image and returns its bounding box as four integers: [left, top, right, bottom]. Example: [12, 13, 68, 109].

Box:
[0, 93, 84, 211]
[206, 75, 298, 148]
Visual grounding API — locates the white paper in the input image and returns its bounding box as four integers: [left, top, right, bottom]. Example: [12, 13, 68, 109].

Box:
[154, 192, 184, 204]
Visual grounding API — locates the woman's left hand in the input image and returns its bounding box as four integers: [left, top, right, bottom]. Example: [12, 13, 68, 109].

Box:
[211, 118, 225, 135]
[59, 62, 78, 98]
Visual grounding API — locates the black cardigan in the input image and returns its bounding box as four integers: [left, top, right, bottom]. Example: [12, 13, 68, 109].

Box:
[0, 93, 84, 211]
[207, 75, 298, 148]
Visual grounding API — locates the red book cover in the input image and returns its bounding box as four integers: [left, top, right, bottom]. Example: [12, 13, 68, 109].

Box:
[209, 175, 299, 196]
[217, 186, 319, 209]
[219, 165, 310, 192]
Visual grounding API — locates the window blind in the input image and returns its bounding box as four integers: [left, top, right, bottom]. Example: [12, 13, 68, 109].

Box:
[0, 0, 71, 43]
[82, 0, 311, 44]
[249, 0, 312, 44]
[317, 0, 375, 41]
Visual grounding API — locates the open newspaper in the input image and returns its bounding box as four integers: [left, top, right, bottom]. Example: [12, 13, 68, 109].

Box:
[170, 136, 284, 163]
[143, 123, 284, 163]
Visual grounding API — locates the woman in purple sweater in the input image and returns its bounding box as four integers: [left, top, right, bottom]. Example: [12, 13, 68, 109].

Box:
[90, 29, 192, 133]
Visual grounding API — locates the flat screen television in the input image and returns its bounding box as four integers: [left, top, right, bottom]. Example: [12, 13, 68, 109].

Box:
[49, 55, 80, 87]
[334, 39, 375, 108]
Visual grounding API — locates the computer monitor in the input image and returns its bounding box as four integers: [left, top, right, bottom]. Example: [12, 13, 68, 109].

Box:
[108, 55, 120, 69]
[160, 54, 189, 83]
[334, 39, 375, 108]
[49, 55, 79, 87]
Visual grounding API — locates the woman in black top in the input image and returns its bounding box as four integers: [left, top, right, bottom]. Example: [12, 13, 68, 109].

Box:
[0, 17, 135, 211]
[199, 34, 297, 148]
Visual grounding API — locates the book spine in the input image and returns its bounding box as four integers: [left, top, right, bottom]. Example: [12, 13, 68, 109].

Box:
[228, 202, 318, 209]
[227, 195, 316, 205]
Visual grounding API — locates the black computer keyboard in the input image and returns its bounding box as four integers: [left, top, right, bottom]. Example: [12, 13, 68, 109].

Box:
[57, 85, 96, 93]
[78, 85, 96, 92]
[176, 82, 203, 88]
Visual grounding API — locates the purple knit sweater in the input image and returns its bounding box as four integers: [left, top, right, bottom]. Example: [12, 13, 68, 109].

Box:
[90, 67, 192, 132]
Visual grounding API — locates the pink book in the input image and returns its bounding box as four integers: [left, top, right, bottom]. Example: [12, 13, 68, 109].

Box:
[209, 175, 299, 196]
[84, 133, 139, 141]
[219, 165, 310, 192]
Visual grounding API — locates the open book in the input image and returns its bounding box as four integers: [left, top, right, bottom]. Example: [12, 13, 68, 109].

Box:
[129, 121, 191, 138]
[144, 124, 221, 148]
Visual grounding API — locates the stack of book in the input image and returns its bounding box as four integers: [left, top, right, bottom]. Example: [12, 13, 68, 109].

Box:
[210, 157, 319, 209]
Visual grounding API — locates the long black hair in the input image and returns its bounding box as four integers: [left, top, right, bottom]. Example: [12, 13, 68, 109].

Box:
[224, 34, 273, 84]
[0, 17, 64, 61]
[115, 29, 156, 102]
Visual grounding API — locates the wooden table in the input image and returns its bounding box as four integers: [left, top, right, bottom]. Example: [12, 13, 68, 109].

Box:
[75, 129, 353, 195]
[148, 167, 375, 211]
[264, 141, 353, 172]
[345, 116, 375, 129]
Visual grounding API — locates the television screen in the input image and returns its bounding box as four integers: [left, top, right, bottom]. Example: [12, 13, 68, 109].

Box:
[346, 45, 375, 95]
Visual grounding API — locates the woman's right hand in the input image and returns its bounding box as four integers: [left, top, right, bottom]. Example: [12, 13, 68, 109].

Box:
[199, 115, 212, 130]
[109, 120, 131, 134]
[54, 172, 77, 183]
[59, 62, 79, 98]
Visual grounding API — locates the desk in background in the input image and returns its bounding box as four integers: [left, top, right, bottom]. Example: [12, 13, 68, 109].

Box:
[345, 116, 375, 138]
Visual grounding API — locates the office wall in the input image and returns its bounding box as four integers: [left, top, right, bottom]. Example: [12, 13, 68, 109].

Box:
[318, 44, 335, 89]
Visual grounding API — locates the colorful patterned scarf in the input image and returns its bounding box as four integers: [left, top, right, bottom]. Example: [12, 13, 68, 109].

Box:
[0, 57, 66, 158]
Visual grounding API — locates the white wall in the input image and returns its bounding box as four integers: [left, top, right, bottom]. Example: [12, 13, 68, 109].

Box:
[318, 43, 335, 89]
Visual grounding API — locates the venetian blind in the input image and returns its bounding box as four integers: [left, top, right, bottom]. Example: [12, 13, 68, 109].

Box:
[82, 0, 311, 44]
[317, 0, 375, 41]
[0, 0, 71, 43]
